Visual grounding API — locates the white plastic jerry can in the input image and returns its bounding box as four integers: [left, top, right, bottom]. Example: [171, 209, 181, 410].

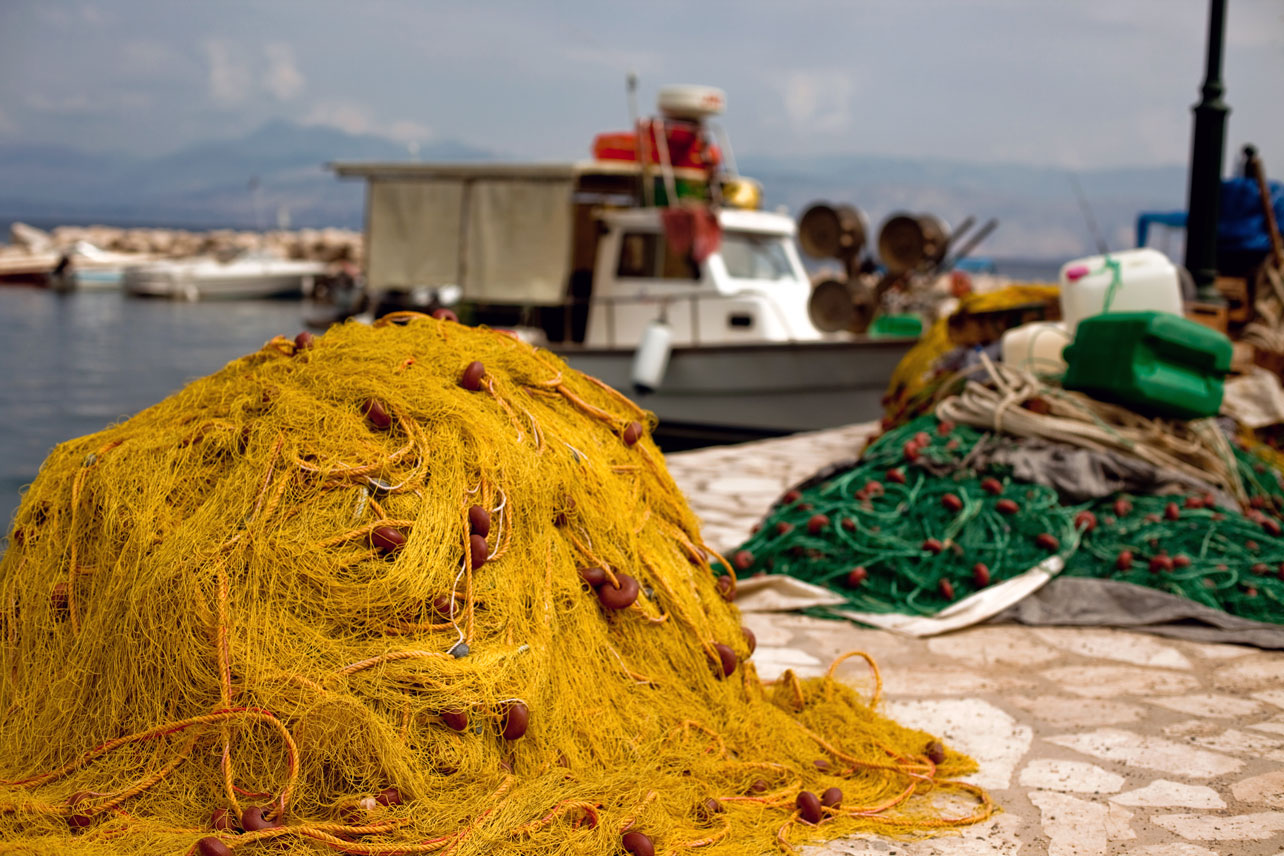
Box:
[1058, 248, 1183, 332]
[1001, 320, 1072, 376]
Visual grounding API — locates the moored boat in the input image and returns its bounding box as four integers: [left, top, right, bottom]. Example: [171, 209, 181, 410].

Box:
[123, 252, 327, 300]
[330, 85, 920, 439]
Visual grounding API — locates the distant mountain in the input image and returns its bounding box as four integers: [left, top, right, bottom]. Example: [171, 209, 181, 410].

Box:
[740, 154, 1190, 259]
[0, 121, 495, 230]
[0, 123, 1192, 260]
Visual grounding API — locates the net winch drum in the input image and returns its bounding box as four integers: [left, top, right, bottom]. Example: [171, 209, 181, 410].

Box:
[656, 85, 726, 121]
[877, 213, 950, 274]
[797, 203, 868, 260]
[807, 277, 875, 334]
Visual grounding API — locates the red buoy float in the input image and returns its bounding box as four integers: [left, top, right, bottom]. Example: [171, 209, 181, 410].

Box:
[597, 573, 640, 610]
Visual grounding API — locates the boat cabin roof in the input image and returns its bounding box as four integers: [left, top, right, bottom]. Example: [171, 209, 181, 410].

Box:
[600, 207, 795, 237]
[331, 162, 580, 182]
[330, 160, 708, 182]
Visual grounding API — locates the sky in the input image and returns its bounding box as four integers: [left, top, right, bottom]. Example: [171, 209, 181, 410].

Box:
[0, 0, 1281, 169]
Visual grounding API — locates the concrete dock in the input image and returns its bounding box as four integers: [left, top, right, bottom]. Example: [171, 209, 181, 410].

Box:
[666, 424, 1284, 856]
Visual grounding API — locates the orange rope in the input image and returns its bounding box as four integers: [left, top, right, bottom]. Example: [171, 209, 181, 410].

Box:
[214, 566, 242, 817]
[486, 493, 515, 563]
[668, 720, 727, 759]
[604, 641, 656, 685]
[616, 790, 657, 833]
[824, 651, 882, 708]
[337, 650, 451, 678]
[315, 519, 416, 550]
[461, 513, 476, 643]
[667, 814, 732, 849]
[64, 439, 122, 630]
[565, 530, 620, 589]
[556, 384, 617, 424]
[582, 374, 648, 420]
[484, 377, 527, 444]
[1, 708, 299, 817]
[373, 311, 432, 327]
[263, 335, 295, 356]
[292, 414, 418, 478]
[509, 799, 598, 836]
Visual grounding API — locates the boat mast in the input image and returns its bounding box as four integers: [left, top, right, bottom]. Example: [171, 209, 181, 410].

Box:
[1183, 0, 1229, 302]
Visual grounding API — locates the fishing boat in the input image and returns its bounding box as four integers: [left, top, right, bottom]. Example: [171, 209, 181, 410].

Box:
[330, 85, 920, 441]
[49, 241, 156, 292]
[123, 251, 327, 301]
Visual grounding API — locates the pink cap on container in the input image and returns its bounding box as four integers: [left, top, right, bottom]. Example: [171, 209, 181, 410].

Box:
[1064, 265, 1090, 282]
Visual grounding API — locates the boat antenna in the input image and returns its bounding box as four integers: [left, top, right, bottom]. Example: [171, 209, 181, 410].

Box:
[626, 70, 639, 128]
[1069, 173, 1108, 255]
[627, 71, 652, 207]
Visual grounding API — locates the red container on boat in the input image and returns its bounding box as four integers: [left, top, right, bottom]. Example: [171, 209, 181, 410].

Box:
[591, 124, 721, 170]
[593, 132, 639, 162]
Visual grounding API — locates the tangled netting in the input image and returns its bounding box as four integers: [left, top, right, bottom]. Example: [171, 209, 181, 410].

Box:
[0, 316, 991, 856]
[725, 416, 1284, 622]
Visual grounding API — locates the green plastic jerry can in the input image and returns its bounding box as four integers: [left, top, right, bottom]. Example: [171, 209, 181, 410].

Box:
[1060, 311, 1232, 419]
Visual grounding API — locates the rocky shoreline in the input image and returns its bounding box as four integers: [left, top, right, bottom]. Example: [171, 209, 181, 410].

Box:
[5, 221, 363, 265]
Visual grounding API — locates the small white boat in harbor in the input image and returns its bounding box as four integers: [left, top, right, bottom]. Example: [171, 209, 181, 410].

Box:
[50, 241, 154, 292]
[123, 252, 326, 300]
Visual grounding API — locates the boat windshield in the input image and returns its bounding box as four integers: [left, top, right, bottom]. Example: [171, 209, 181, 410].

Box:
[720, 231, 794, 281]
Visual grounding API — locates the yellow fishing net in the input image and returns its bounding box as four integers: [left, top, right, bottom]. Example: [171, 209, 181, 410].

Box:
[885, 284, 1062, 424]
[0, 315, 991, 855]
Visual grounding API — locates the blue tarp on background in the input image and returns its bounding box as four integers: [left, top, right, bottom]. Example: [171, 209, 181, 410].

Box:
[1136, 178, 1284, 255]
[1219, 177, 1284, 255]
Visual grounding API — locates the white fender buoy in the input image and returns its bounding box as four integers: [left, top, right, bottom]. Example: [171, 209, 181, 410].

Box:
[631, 320, 673, 394]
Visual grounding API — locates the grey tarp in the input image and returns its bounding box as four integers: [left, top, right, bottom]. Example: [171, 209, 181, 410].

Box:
[991, 577, 1284, 648]
[974, 436, 1238, 507]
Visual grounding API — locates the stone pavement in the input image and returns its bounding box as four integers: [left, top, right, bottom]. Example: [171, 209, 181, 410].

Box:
[665, 424, 1284, 856]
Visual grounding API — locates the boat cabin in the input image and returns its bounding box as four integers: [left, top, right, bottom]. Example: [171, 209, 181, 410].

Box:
[329, 160, 820, 351]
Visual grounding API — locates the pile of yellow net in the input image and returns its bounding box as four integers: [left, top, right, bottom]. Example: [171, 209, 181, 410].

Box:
[0, 316, 990, 855]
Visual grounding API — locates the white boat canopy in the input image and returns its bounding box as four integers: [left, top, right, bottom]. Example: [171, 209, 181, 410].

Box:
[332, 162, 581, 305]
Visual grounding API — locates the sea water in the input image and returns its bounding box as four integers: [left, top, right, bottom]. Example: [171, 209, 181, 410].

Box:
[0, 288, 305, 529]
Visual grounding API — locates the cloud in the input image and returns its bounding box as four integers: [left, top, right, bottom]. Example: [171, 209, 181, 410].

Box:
[780, 71, 856, 133]
[263, 43, 305, 101]
[0, 106, 15, 135]
[24, 90, 151, 117]
[304, 101, 375, 136]
[304, 101, 432, 143]
[36, 4, 106, 28]
[564, 44, 664, 76]
[386, 119, 433, 143]
[121, 40, 185, 75]
[204, 39, 252, 105]
[25, 93, 95, 115]
[1227, 0, 1284, 48]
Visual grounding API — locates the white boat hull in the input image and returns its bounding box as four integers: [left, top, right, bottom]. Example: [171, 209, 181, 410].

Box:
[559, 338, 913, 436]
[124, 259, 325, 301]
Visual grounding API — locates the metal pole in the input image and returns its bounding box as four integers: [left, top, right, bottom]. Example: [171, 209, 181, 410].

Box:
[1183, 0, 1229, 302]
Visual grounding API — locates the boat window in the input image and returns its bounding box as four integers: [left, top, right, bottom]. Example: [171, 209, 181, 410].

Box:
[616, 232, 698, 280]
[721, 232, 794, 280]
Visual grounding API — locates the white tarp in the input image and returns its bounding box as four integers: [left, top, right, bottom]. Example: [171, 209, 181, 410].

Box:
[364, 174, 575, 305]
[366, 180, 463, 292]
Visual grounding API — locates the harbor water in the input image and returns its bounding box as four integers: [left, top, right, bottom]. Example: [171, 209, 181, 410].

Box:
[0, 288, 306, 529]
